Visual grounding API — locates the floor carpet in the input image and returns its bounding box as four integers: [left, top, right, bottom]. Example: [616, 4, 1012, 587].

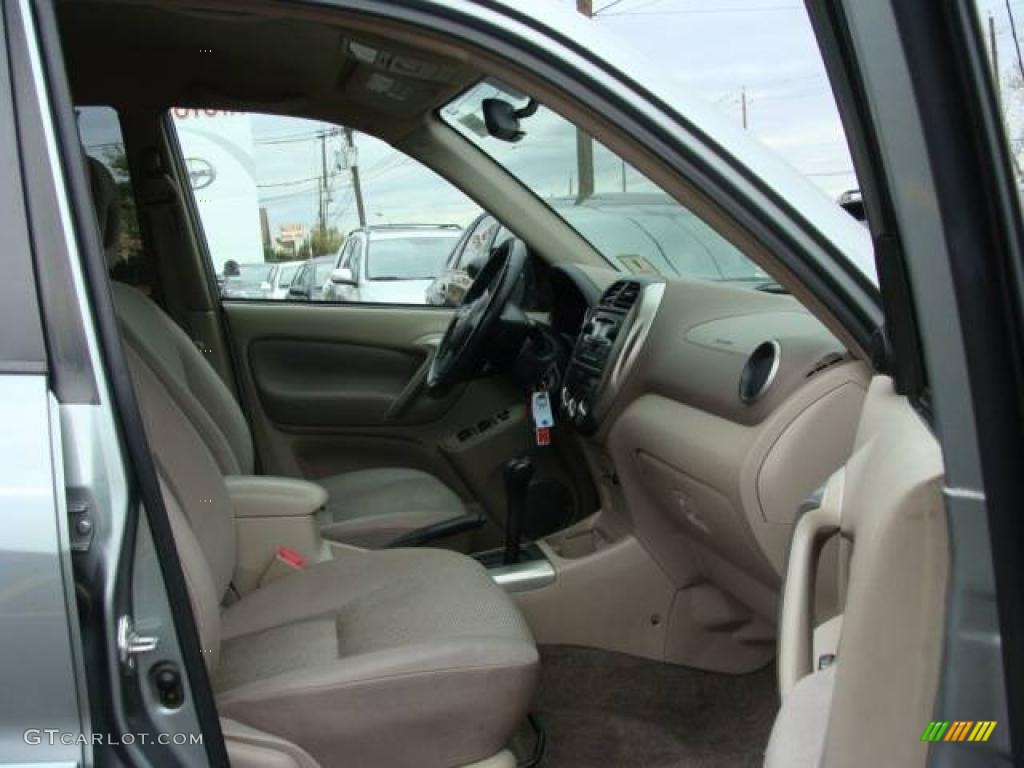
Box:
[526, 645, 778, 768]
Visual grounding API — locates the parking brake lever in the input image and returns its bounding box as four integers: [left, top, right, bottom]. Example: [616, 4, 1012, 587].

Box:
[503, 456, 534, 565]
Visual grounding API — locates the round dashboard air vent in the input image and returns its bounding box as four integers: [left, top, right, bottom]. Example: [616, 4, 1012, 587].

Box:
[739, 340, 781, 404]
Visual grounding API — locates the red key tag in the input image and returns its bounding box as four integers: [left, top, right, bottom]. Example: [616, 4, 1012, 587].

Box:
[535, 426, 551, 446]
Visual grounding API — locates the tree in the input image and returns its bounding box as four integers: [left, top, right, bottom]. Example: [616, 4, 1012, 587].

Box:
[309, 226, 344, 257]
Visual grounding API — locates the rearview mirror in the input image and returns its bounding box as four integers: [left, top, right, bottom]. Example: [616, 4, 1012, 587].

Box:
[330, 267, 356, 286]
[482, 98, 539, 142]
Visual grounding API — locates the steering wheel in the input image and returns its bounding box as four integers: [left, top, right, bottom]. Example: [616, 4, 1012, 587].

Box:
[426, 238, 529, 392]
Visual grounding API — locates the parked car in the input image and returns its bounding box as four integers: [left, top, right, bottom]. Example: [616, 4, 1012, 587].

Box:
[220, 261, 277, 299]
[323, 224, 462, 304]
[286, 255, 334, 301]
[426, 195, 771, 306]
[268, 259, 303, 299]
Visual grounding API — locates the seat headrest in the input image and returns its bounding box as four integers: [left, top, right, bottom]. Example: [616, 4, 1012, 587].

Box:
[86, 155, 122, 268]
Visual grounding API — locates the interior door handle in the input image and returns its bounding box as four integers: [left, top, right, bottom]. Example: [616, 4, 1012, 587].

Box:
[384, 335, 442, 421]
[777, 471, 843, 699]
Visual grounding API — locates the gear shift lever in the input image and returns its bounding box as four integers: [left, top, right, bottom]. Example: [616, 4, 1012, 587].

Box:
[503, 456, 534, 565]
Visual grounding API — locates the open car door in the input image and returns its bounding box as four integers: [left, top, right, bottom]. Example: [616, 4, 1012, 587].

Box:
[770, 1, 1024, 765]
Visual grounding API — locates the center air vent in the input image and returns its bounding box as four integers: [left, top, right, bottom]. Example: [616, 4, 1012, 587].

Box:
[600, 280, 642, 312]
[739, 340, 781, 404]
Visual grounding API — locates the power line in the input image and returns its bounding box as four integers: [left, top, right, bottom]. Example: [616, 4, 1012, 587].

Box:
[1006, 0, 1024, 80]
[594, 0, 628, 14]
[257, 175, 322, 189]
[255, 130, 324, 146]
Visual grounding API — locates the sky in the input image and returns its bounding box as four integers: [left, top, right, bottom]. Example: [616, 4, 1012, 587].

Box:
[79, 0, 1024, 262]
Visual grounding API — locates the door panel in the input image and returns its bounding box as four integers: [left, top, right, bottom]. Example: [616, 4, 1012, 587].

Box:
[251, 339, 436, 427]
[224, 301, 533, 539]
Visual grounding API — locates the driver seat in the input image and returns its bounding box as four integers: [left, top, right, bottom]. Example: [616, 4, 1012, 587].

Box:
[90, 158, 466, 548]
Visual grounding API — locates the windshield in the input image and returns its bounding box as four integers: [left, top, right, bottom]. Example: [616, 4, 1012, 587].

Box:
[368, 235, 460, 280]
[443, 81, 767, 284]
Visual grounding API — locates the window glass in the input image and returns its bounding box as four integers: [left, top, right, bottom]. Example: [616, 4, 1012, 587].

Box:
[975, 1, 1024, 203]
[168, 109, 480, 304]
[367, 234, 461, 280]
[276, 262, 301, 288]
[443, 83, 771, 287]
[338, 238, 355, 269]
[76, 106, 150, 288]
[542, 2, 860, 213]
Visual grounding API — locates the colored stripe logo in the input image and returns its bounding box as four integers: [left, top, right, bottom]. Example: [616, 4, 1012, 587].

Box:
[921, 721, 997, 742]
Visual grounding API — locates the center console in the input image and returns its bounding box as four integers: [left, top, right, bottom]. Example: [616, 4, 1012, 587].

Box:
[477, 278, 666, 597]
[561, 278, 664, 434]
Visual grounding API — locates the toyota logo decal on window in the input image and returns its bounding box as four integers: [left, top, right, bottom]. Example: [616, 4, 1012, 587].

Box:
[186, 157, 216, 190]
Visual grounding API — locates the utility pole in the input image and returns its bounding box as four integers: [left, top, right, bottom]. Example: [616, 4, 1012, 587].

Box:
[318, 130, 329, 236]
[741, 86, 748, 130]
[344, 127, 367, 228]
[620, 159, 627, 193]
[990, 14, 1002, 112]
[575, 0, 595, 202]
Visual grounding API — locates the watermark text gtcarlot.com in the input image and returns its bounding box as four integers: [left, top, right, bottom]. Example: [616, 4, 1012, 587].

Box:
[24, 729, 203, 746]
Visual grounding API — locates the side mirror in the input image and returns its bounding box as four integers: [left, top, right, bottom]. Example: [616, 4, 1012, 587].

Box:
[482, 98, 539, 142]
[288, 284, 308, 299]
[330, 267, 356, 286]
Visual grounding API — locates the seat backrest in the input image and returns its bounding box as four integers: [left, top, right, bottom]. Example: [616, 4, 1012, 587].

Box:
[113, 282, 254, 476]
[87, 157, 240, 670]
[766, 376, 947, 767]
[87, 156, 254, 477]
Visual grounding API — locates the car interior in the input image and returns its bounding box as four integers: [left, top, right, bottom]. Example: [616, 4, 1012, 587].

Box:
[58, 2, 950, 767]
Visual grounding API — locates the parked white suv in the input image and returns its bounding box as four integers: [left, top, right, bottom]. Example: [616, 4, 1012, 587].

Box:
[323, 224, 462, 304]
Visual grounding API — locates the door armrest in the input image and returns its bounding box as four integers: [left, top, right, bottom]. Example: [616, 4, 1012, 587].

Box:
[226, 475, 328, 518]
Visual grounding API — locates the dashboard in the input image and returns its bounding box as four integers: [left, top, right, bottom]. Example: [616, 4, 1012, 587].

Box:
[550, 264, 855, 436]
[542, 263, 871, 664]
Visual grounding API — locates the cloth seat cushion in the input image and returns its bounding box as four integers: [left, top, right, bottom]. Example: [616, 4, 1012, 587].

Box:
[215, 547, 538, 768]
[317, 467, 466, 547]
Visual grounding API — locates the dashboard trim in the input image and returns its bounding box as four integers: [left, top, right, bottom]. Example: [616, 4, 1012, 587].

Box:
[606, 282, 666, 402]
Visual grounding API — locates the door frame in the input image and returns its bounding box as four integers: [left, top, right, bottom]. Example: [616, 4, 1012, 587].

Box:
[807, 0, 1024, 762]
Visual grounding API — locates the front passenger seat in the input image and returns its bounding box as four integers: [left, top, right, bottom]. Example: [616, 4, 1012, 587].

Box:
[89, 158, 468, 548]
[88, 156, 538, 767]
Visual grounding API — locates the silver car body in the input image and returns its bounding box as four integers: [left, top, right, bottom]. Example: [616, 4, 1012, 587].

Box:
[324, 225, 461, 304]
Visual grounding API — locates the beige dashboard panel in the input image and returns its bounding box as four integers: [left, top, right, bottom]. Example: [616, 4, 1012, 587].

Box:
[603, 356, 868, 671]
[756, 381, 866, 526]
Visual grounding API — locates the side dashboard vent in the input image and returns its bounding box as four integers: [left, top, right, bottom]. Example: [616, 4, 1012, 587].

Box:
[600, 280, 642, 312]
[739, 340, 781, 404]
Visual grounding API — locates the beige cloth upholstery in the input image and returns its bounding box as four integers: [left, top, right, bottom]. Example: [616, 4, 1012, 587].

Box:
[111, 279, 466, 545]
[317, 468, 467, 547]
[764, 667, 834, 768]
[91, 158, 465, 547]
[112, 276, 466, 545]
[93, 159, 538, 766]
[215, 547, 537, 767]
[115, 281, 255, 475]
